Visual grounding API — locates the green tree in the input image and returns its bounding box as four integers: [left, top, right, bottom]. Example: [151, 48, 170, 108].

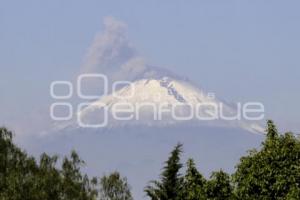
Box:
[0, 127, 98, 200]
[34, 153, 62, 200]
[145, 143, 183, 200]
[206, 170, 234, 200]
[182, 158, 207, 200]
[61, 150, 98, 200]
[99, 171, 133, 200]
[286, 186, 300, 200]
[0, 127, 39, 200]
[233, 120, 300, 200]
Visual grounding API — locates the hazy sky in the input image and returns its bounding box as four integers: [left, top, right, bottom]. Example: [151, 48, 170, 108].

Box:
[1, 0, 300, 134]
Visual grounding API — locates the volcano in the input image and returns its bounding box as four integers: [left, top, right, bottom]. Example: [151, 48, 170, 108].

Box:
[30, 68, 265, 199]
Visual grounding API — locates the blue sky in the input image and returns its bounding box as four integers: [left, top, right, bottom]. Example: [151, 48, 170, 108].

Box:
[1, 0, 300, 134]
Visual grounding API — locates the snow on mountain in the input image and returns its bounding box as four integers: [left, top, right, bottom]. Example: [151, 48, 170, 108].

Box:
[74, 75, 263, 133]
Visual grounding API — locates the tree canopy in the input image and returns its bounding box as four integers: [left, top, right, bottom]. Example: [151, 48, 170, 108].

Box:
[233, 120, 300, 199]
[1, 120, 300, 200]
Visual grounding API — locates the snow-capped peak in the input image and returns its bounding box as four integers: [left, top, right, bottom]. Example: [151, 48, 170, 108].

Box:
[75, 76, 263, 133]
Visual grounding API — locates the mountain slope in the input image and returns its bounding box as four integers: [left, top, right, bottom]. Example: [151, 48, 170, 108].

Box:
[75, 76, 263, 133]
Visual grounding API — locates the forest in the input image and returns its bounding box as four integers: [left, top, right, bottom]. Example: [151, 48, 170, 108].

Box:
[1, 120, 300, 200]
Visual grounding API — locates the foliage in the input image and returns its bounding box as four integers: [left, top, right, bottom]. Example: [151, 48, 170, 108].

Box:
[0, 127, 115, 200]
[1, 120, 300, 200]
[182, 158, 207, 200]
[145, 120, 300, 200]
[99, 171, 133, 200]
[206, 170, 234, 200]
[145, 143, 183, 200]
[233, 120, 300, 200]
[0, 127, 39, 200]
